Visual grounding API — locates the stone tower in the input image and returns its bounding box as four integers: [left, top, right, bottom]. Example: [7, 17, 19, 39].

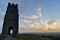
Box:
[2, 3, 19, 34]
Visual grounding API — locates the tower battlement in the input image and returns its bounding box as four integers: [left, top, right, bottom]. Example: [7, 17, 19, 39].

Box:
[8, 3, 18, 8]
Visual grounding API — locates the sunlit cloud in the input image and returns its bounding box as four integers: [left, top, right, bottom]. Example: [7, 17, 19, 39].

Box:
[34, 22, 40, 25]
[30, 15, 39, 19]
[23, 19, 32, 23]
[20, 20, 60, 31]
[20, 15, 39, 19]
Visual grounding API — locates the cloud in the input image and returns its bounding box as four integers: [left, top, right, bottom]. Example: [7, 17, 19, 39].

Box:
[23, 19, 32, 23]
[30, 15, 39, 19]
[20, 15, 39, 19]
[36, 7, 42, 18]
[20, 20, 60, 31]
[34, 22, 40, 25]
[37, 7, 41, 12]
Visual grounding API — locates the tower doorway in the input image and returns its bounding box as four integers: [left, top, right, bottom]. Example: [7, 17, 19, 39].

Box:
[8, 26, 14, 34]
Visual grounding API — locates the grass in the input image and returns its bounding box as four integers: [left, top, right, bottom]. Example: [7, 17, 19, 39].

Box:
[0, 34, 54, 40]
[15, 34, 53, 40]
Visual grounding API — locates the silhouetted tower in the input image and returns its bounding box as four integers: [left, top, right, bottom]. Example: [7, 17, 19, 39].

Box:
[2, 3, 19, 34]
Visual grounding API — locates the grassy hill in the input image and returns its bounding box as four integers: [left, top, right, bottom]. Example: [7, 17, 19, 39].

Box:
[15, 34, 53, 40]
[0, 34, 54, 40]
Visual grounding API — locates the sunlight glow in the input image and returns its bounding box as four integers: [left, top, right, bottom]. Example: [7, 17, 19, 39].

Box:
[26, 20, 60, 31]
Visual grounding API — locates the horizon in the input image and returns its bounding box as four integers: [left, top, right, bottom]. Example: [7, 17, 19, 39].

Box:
[0, 0, 60, 33]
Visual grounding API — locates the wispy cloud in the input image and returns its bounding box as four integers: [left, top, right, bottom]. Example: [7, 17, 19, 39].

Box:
[20, 15, 39, 19]
[30, 15, 39, 19]
[34, 22, 40, 25]
[20, 20, 60, 31]
[36, 7, 42, 18]
[23, 19, 32, 24]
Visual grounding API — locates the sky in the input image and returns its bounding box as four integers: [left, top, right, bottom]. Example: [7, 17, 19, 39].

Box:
[0, 0, 60, 33]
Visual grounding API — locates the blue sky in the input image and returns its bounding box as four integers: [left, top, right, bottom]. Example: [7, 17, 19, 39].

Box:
[0, 0, 60, 33]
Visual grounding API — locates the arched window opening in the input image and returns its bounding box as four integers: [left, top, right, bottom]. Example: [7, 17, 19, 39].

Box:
[10, 29, 13, 34]
[8, 26, 14, 34]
